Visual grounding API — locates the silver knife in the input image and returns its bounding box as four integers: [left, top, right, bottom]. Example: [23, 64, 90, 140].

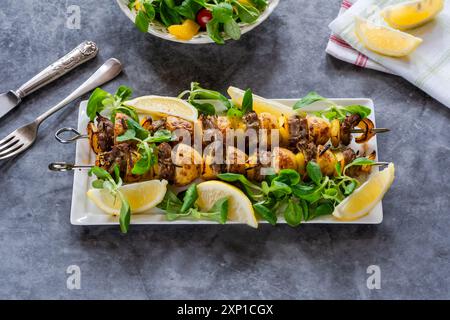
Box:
[0, 41, 98, 119]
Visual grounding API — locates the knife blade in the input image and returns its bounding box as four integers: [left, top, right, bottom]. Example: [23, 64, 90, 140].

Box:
[0, 91, 21, 119]
[0, 41, 98, 119]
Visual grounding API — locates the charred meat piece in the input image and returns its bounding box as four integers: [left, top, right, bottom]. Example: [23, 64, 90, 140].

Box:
[200, 115, 221, 147]
[342, 147, 357, 165]
[286, 116, 309, 151]
[243, 111, 260, 131]
[156, 142, 175, 182]
[166, 116, 193, 134]
[96, 143, 132, 178]
[340, 114, 361, 146]
[87, 114, 114, 154]
[200, 114, 218, 130]
[297, 141, 317, 163]
[140, 116, 153, 132]
[152, 118, 167, 132]
[246, 151, 272, 182]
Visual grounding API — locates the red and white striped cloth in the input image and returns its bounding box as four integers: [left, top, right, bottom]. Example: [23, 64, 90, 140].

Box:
[326, 0, 393, 74]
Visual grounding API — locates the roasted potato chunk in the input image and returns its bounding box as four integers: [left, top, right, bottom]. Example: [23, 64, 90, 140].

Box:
[114, 113, 130, 144]
[308, 116, 330, 145]
[316, 145, 337, 176]
[330, 119, 341, 148]
[172, 144, 202, 186]
[258, 112, 279, 146]
[272, 147, 297, 173]
[225, 146, 247, 175]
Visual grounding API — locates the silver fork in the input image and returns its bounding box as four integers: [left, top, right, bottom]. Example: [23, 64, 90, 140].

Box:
[0, 58, 122, 160]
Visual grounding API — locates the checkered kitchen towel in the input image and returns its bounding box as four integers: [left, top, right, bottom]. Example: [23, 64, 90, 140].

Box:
[329, 0, 450, 109]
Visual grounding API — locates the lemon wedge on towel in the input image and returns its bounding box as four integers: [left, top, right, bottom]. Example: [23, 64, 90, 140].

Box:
[355, 17, 423, 57]
[196, 181, 258, 228]
[381, 0, 444, 30]
[333, 163, 395, 221]
[87, 180, 168, 215]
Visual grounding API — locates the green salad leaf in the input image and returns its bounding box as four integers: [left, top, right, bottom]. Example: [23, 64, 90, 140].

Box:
[87, 86, 138, 123]
[158, 185, 229, 224]
[89, 165, 131, 234]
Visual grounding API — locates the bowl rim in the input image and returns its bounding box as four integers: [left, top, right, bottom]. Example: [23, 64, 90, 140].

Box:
[116, 0, 280, 44]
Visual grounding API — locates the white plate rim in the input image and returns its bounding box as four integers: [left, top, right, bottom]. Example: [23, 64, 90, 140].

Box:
[70, 98, 383, 226]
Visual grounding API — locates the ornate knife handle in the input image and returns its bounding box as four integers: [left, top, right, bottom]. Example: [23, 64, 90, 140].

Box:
[13, 41, 99, 100]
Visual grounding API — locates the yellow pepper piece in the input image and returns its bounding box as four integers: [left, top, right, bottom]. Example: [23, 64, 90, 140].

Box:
[168, 20, 200, 40]
[238, 0, 253, 5]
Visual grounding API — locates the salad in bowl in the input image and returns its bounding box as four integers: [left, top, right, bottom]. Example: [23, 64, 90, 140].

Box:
[117, 0, 279, 44]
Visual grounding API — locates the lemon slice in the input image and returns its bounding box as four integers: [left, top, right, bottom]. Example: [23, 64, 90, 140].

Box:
[196, 181, 258, 228]
[87, 180, 168, 215]
[381, 0, 444, 30]
[126, 96, 198, 122]
[355, 17, 423, 57]
[333, 163, 395, 221]
[227, 86, 295, 118]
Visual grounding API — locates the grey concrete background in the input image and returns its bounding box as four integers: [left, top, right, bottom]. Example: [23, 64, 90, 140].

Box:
[0, 0, 449, 299]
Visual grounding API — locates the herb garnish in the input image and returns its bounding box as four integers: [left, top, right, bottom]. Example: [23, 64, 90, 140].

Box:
[293, 91, 372, 121]
[117, 119, 174, 175]
[87, 85, 138, 123]
[158, 184, 229, 223]
[89, 165, 131, 233]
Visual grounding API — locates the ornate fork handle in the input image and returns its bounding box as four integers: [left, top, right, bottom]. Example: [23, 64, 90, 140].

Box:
[13, 41, 99, 100]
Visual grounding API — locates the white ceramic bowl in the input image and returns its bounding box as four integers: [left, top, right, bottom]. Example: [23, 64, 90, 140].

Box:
[116, 0, 280, 44]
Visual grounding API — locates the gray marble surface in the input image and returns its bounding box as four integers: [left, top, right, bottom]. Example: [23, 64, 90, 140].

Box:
[0, 0, 449, 300]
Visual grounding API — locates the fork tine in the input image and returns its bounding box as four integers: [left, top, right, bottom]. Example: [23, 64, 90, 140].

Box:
[0, 143, 30, 160]
[0, 138, 19, 153]
[0, 142, 25, 159]
[0, 133, 15, 146]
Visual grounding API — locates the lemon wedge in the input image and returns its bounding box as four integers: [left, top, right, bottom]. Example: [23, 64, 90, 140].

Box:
[227, 86, 295, 118]
[381, 0, 444, 30]
[355, 17, 423, 57]
[87, 180, 168, 215]
[196, 181, 258, 228]
[126, 96, 198, 122]
[333, 163, 395, 221]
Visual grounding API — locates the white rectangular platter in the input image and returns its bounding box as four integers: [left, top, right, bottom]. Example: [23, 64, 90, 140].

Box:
[70, 98, 382, 226]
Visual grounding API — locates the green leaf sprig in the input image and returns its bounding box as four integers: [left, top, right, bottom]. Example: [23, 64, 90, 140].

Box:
[89, 165, 131, 234]
[178, 82, 232, 115]
[117, 119, 175, 175]
[157, 184, 229, 224]
[293, 91, 372, 121]
[87, 85, 138, 123]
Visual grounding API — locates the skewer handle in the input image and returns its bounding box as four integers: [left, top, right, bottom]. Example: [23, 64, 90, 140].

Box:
[55, 127, 87, 144]
[48, 162, 93, 172]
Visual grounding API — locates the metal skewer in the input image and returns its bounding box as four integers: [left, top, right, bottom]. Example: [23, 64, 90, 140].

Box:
[48, 161, 390, 173]
[351, 128, 390, 134]
[48, 162, 93, 172]
[54, 127, 391, 144]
